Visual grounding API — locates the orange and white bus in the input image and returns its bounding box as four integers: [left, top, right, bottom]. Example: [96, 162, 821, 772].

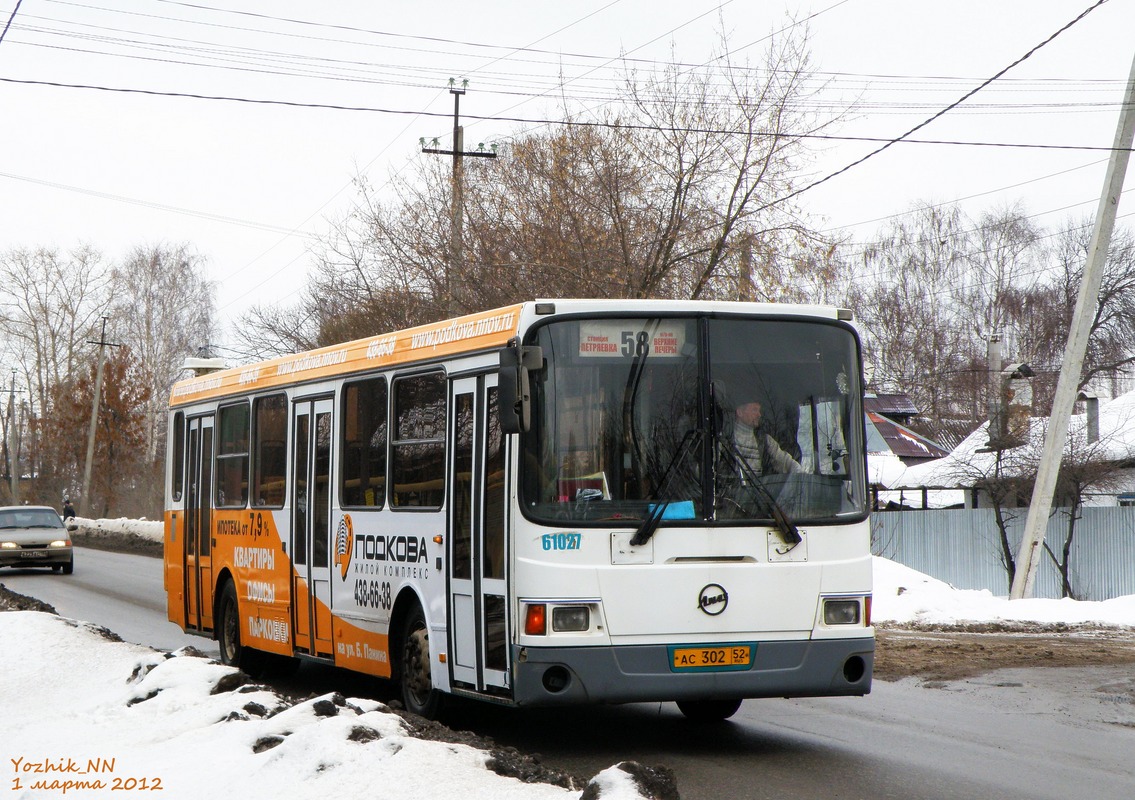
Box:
[165, 299, 873, 720]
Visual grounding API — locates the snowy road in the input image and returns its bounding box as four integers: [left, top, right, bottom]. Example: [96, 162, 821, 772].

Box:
[4, 548, 1134, 799]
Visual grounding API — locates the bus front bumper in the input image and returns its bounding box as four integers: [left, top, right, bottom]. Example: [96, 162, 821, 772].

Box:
[510, 637, 874, 707]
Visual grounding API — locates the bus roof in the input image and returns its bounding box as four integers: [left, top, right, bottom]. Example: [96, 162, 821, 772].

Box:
[169, 299, 850, 407]
[170, 303, 525, 406]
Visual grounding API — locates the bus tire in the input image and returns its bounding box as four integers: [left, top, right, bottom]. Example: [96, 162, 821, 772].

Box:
[217, 580, 263, 676]
[399, 604, 444, 719]
[676, 698, 742, 722]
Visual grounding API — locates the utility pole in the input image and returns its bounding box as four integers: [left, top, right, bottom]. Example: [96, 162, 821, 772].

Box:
[421, 80, 497, 315]
[1010, 49, 1135, 600]
[80, 317, 121, 518]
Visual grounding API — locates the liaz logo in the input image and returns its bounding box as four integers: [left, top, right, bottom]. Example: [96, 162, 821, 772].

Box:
[335, 515, 354, 580]
[697, 583, 729, 616]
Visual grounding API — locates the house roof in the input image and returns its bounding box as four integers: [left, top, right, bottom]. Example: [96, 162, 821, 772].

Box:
[866, 412, 951, 461]
[921, 418, 982, 452]
[890, 389, 1135, 490]
[864, 393, 920, 418]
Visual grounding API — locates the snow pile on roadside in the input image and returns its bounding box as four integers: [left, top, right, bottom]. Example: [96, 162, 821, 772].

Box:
[0, 611, 654, 800]
[872, 556, 1135, 627]
[76, 516, 163, 541]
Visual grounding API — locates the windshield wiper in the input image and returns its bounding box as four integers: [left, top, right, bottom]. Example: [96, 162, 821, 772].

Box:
[714, 429, 801, 546]
[629, 428, 700, 546]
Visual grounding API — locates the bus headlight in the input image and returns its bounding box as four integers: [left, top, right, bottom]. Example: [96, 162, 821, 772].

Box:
[551, 606, 590, 632]
[823, 598, 861, 625]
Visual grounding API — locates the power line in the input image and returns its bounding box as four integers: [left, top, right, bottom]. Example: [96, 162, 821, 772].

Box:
[13, 6, 1131, 121]
[1, 75, 1129, 154]
[0, 168, 313, 236]
[20, 8, 1131, 100]
[8, 32, 1130, 118]
[820, 157, 1110, 235]
[751, 0, 1113, 214]
[0, 0, 24, 47]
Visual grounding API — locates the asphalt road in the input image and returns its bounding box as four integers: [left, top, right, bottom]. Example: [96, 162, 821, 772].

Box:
[4, 547, 1134, 800]
[0, 545, 216, 655]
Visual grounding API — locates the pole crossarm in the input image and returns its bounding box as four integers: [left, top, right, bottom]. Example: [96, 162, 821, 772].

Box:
[421, 148, 497, 158]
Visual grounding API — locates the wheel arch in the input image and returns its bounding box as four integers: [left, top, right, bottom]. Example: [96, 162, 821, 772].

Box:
[212, 567, 236, 639]
[389, 586, 427, 677]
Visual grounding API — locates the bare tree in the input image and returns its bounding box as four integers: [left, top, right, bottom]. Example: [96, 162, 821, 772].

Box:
[959, 204, 1044, 347]
[109, 243, 217, 463]
[0, 246, 113, 495]
[848, 207, 1135, 437]
[0, 246, 112, 412]
[849, 203, 974, 424]
[235, 22, 842, 354]
[1041, 220, 1135, 391]
[41, 347, 152, 517]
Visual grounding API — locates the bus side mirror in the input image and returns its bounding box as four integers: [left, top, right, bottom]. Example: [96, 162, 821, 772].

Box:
[499, 342, 542, 434]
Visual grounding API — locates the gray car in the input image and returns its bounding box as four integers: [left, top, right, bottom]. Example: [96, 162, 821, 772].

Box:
[0, 505, 75, 574]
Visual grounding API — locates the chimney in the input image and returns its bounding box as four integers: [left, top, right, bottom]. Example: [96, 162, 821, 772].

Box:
[1078, 390, 1100, 443]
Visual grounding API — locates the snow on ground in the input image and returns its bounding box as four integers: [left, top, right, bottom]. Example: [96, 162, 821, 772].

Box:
[872, 556, 1135, 627]
[77, 516, 163, 540]
[2, 518, 1131, 800]
[0, 612, 627, 800]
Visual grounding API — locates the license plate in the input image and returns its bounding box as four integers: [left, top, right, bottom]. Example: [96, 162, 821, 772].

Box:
[670, 644, 753, 672]
[20, 551, 47, 559]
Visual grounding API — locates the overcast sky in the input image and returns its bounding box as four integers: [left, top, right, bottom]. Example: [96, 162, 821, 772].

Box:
[2, 1, 1134, 354]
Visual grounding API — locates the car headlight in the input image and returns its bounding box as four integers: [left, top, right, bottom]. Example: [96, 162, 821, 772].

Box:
[0, 541, 17, 549]
[49, 540, 70, 548]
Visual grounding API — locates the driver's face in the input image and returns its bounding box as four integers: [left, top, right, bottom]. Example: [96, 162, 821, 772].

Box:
[736, 401, 762, 426]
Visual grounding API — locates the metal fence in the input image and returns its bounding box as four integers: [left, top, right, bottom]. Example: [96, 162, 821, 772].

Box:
[871, 506, 1135, 600]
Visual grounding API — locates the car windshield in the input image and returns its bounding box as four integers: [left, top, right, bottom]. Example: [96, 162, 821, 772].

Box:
[520, 315, 867, 526]
[0, 509, 64, 529]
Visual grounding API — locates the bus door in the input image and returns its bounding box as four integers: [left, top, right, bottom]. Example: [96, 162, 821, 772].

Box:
[448, 374, 510, 694]
[183, 415, 214, 631]
[291, 397, 335, 658]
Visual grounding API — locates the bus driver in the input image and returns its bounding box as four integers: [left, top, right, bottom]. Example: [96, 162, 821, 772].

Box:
[729, 392, 802, 479]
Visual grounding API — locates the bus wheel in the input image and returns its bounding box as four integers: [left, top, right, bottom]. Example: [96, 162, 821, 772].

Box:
[676, 698, 742, 722]
[218, 581, 262, 675]
[399, 605, 443, 718]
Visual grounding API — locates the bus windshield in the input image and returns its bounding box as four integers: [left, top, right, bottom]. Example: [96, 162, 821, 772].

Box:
[520, 316, 867, 525]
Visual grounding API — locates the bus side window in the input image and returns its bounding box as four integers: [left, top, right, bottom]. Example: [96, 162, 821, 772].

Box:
[216, 402, 250, 508]
[171, 411, 185, 502]
[252, 393, 287, 507]
[391, 372, 446, 508]
[342, 376, 388, 508]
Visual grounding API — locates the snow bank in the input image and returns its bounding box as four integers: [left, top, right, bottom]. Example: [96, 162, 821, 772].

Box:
[0, 612, 645, 800]
[872, 556, 1135, 627]
[76, 516, 164, 541]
